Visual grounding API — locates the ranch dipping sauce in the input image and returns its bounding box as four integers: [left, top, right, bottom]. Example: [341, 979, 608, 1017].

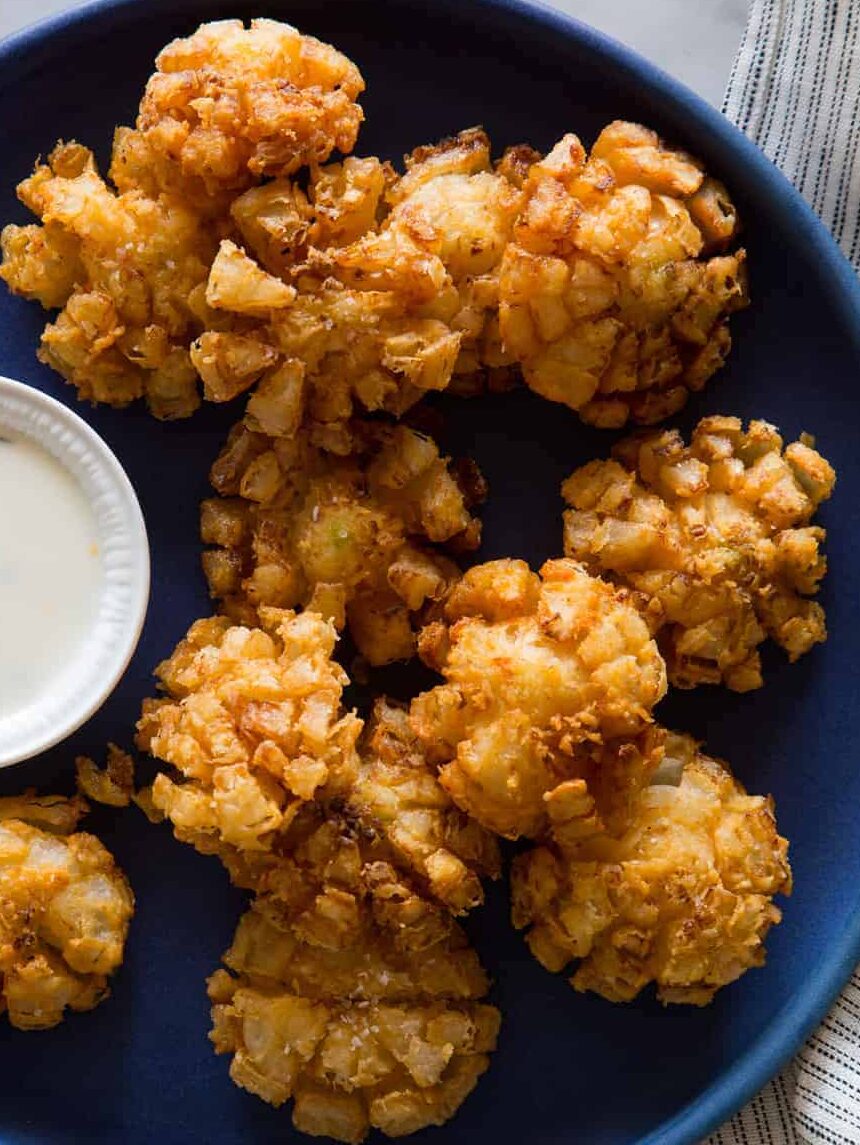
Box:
[0, 434, 102, 720]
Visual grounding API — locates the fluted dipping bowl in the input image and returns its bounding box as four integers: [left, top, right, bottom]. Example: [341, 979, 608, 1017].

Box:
[0, 376, 150, 768]
[0, 2, 858, 1143]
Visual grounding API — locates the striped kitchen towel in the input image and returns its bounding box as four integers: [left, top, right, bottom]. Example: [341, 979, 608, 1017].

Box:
[724, 0, 860, 268]
[711, 980, 860, 1144]
[712, 4, 860, 1143]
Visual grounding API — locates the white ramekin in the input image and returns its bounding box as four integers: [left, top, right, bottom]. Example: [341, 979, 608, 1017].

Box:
[0, 376, 150, 767]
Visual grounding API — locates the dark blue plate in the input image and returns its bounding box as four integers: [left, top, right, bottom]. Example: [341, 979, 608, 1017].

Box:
[2, 2, 859, 1143]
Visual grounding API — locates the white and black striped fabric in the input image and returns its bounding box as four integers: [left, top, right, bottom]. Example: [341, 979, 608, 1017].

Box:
[712, 3, 860, 1143]
[710, 977, 860, 1143]
[724, 0, 860, 269]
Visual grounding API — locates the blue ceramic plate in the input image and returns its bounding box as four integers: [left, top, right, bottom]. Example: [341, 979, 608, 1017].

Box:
[1, 2, 859, 1143]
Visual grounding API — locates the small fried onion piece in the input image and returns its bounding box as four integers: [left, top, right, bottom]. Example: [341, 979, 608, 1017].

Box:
[562, 415, 836, 691]
[201, 419, 484, 665]
[511, 732, 791, 1006]
[410, 558, 667, 840]
[75, 744, 135, 808]
[0, 803, 134, 1029]
[0, 791, 87, 835]
[207, 902, 500, 1143]
[135, 610, 362, 854]
[498, 121, 748, 427]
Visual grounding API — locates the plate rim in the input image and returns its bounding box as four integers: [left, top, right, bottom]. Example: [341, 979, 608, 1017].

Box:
[2, 1, 859, 1142]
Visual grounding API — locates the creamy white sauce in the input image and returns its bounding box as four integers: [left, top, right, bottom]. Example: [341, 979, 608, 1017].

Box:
[0, 434, 102, 720]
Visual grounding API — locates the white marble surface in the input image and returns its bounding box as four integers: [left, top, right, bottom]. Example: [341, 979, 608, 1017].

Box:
[0, 0, 748, 106]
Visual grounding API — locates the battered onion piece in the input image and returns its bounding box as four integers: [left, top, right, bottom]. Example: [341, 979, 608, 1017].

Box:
[0, 794, 134, 1030]
[200, 419, 485, 666]
[110, 19, 365, 212]
[316, 128, 530, 389]
[511, 732, 792, 1005]
[225, 885, 490, 1001]
[198, 287, 464, 428]
[140, 693, 499, 938]
[208, 903, 500, 1143]
[197, 129, 530, 432]
[344, 700, 501, 913]
[213, 808, 460, 954]
[410, 558, 667, 839]
[227, 154, 393, 281]
[137, 613, 498, 924]
[0, 143, 216, 417]
[136, 610, 362, 854]
[195, 761, 499, 954]
[562, 416, 836, 690]
[499, 121, 749, 427]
